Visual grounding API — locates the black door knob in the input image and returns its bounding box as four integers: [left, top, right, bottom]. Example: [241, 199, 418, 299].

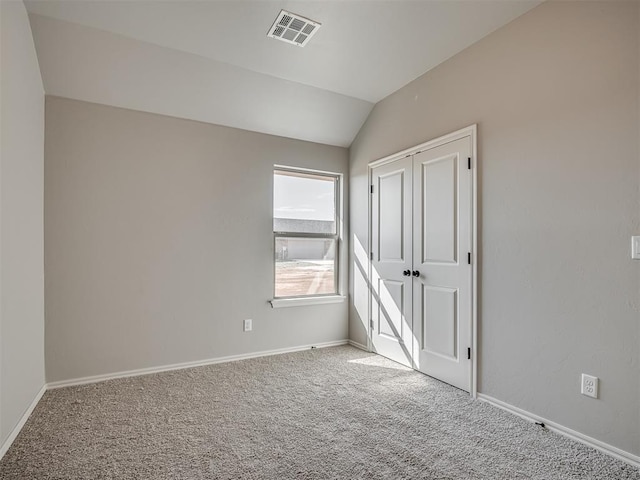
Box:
[403, 269, 411, 276]
[412, 270, 420, 277]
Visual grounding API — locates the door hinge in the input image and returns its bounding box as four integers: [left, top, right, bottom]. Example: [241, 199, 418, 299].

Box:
[370, 319, 374, 329]
[370, 185, 374, 194]
[467, 252, 471, 265]
[467, 347, 471, 360]
[370, 251, 374, 261]
[468, 157, 472, 170]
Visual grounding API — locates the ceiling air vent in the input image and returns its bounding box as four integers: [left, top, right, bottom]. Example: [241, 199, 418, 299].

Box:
[267, 10, 321, 47]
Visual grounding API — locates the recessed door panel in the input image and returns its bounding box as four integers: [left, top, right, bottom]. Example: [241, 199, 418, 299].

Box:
[421, 154, 457, 264]
[378, 279, 404, 340]
[423, 286, 457, 359]
[378, 171, 405, 262]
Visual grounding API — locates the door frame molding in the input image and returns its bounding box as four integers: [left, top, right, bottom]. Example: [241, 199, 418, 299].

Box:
[367, 124, 478, 397]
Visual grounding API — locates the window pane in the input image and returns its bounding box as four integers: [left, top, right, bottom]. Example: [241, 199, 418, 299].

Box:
[274, 171, 336, 234]
[275, 237, 336, 297]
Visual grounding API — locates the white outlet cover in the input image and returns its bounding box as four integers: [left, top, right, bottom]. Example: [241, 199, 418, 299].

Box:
[581, 374, 598, 399]
[632, 236, 640, 259]
[243, 319, 252, 332]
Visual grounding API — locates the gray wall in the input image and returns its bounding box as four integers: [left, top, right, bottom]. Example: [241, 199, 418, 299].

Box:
[44, 97, 349, 383]
[0, 1, 46, 446]
[349, 1, 639, 456]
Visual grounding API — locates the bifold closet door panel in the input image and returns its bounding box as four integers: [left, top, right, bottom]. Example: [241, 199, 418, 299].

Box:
[370, 157, 414, 368]
[412, 136, 473, 392]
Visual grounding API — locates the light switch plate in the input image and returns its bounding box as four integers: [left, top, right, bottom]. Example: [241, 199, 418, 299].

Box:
[632, 236, 640, 260]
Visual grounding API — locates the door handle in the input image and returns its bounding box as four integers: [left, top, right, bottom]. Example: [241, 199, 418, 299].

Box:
[403, 269, 411, 276]
[412, 270, 420, 277]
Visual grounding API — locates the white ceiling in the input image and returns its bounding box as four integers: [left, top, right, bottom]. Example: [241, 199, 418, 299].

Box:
[25, 1, 541, 147]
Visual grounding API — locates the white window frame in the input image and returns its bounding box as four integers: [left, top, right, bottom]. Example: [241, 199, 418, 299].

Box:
[271, 166, 345, 308]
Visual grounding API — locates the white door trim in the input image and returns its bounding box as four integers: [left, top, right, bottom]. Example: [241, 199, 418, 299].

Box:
[367, 124, 478, 397]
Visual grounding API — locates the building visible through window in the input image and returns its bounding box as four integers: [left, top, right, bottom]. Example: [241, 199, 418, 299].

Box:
[273, 168, 339, 298]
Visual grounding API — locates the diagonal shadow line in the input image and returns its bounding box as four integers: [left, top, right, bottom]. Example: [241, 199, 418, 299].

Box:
[354, 254, 415, 368]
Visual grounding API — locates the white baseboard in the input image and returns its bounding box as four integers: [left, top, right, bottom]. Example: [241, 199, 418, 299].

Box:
[348, 339, 369, 351]
[0, 384, 47, 461]
[47, 339, 350, 389]
[478, 393, 640, 468]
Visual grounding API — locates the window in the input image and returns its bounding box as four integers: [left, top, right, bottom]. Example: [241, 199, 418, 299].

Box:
[273, 168, 340, 299]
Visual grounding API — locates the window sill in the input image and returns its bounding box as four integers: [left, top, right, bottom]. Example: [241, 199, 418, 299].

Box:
[270, 295, 346, 309]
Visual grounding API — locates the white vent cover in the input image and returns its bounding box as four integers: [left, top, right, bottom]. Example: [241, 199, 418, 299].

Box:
[267, 10, 321, 47]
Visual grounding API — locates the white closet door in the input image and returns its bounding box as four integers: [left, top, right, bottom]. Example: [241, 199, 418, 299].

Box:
[370, 157, 414, 367]
[412, 137, 473, 391]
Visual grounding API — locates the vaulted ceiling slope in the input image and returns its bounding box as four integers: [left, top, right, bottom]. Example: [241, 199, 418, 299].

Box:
[25, 1, 540, 147]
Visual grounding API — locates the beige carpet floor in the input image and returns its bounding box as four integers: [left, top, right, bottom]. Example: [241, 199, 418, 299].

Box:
[0, 345, 638, 479]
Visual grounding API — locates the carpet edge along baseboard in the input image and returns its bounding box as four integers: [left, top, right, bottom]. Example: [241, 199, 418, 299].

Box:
[477, 393, 640, 468]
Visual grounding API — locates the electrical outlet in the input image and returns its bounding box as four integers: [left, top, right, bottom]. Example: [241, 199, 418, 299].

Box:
[581, 374, 598, 399]
[243, 319, 252, 332]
